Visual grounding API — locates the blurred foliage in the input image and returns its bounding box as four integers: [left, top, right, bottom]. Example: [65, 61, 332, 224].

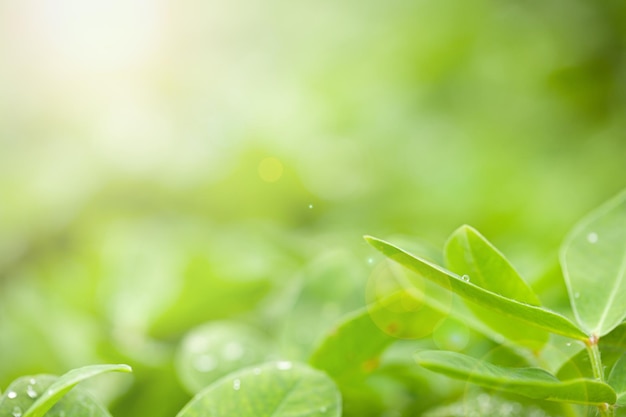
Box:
[1, 0, 626, 416]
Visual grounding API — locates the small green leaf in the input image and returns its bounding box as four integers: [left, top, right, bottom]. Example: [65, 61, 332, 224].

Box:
[22, 364, 132, 417]
[608, 354, 626, 406]
[309, 307, 395, 382]
[0, 375, 113, 417]
[176, 361, 341, 417]
[365, 236, 588, 340]
[415, 350, 616, 405]
[444, 225, 549, 349]
[175, 321, 271, 394]
[560, 189, 626, 336]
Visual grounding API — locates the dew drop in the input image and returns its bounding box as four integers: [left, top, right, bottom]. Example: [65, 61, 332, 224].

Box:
[223, 342, 244, 361]
[367, 258, 374, 265]
[26, 385, 38, 398]
[7, 391, 17, 399]
[461, 275, 470, 282]
[566, 342, 572, 347]
[233, 379, 241, 391]
[29, 378, 36, 385]
[587, 232, 599, 244]
[12, 406, 22, 417]
[308, 204, 313, 209]
[194, 354, 217, 372]
[276, 361, 292, 370]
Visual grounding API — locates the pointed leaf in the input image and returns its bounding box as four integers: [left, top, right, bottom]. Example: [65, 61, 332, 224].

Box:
[560, 189, 626, 336]
[445, 225, 548, 349]
[415, 350, 616, 405]
[365, 236, 588, 340]
[0, 375, 113, 417]
[608, 354, 626, 406]
[176, 361, 341, 417]
[22, 364, 132, 417]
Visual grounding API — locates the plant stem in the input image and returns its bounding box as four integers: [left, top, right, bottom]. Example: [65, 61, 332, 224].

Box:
[585, 335, 615, 417]
[585, 336, 604, 380]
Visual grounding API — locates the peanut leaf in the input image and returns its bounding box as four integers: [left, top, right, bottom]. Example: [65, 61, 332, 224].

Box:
[415, 350, 616, 405]
[560, 189, 626, 336]
[22, 364, 132, 417]
[365, 236, 588, 340]
[176, 362, 341, 417]
[444, 225, 548, 349]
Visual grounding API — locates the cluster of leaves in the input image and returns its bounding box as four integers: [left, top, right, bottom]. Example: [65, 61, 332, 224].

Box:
[1, 190, 625, 417]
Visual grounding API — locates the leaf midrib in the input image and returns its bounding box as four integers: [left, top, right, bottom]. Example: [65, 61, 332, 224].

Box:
[594, 244, 626, 334]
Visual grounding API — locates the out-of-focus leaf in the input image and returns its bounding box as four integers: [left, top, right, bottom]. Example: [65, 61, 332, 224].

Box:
[22, 364, 132, 417]
[150, 255, 272, 338]
[175, 321, 271, 394]
[444, 225, 549, 350]
[560, 189, 626, 336]
[176, 362, 341, 417]
[365, 236, 588, 340]
[415, 350, 616, 405]
[309, 306, 395, 382]
[608, 354, 626, 406]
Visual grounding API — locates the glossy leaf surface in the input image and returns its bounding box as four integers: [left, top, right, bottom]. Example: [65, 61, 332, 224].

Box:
[415, 350, 616, 405]
[560, 190, 626, 336]
[22, 364, 132, 417]
[365, 236, 588, 340]
[445, 225, 548, 349]
[0, 375, 114, 417]
[176, 362, 341, 417]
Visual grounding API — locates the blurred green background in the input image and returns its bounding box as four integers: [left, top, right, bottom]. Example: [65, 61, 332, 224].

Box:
[1, 0, 625, 416]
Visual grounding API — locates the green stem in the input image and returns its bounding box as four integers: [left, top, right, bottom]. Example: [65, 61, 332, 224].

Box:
[585, 336, 604, 381]
[585, 335, 614, 417]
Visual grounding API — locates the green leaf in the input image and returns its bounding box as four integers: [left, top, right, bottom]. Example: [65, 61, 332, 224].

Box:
[415, 350, 616, 405]
[176, 361, 341, 417]
[21, 364, 132, 417]
[365, 236, 588, 341]
[608, 354, 626, 406]
[0, 375, 113, 417]
[557, 324, 626, 381]
[444, 225, 548, 349]
[309, 307, 395, 382]
[175, 321, 271, 394]
[560, 189, 626, 336]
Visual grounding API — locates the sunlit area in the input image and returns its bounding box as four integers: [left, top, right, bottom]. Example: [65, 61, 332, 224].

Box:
[1, 0, 626, 416]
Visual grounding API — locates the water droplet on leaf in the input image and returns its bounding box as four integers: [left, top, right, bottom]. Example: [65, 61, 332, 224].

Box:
[7, 391, 17, 399]
[308, 204, 313, 209]
[587, 232, 599, 244]
[12, 406, 22, 417]
[232, 379, 241, 390]
[461, 275, 470, 282]
[26, 385, 38, 398]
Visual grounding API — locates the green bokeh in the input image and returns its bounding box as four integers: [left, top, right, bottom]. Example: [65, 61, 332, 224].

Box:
[1, 0, 625, 416]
